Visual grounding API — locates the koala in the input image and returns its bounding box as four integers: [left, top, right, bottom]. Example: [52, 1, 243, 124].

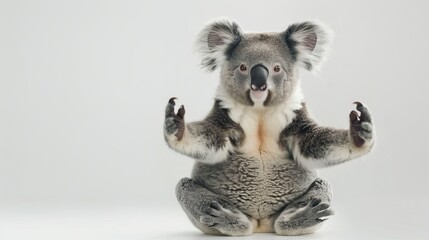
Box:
[164, 19, 375, 236]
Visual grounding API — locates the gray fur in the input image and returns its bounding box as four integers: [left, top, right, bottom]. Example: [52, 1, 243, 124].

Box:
[218, 32, 299, 107]
[282, 21, 332, 71]
[280, 103, 374, 163]
[192, 152, 317, 219]
[176, 178, 253, 236]
[165, 19, 374, 236]
[196, 19, 242, 71]
[274, 178, 333, 235]
[281, 104, 349, 160]
[164, 99, 243, 160]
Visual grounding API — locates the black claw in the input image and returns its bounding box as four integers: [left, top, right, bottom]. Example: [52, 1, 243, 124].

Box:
[169, 97, 177, 105]
[311, 198, 321, 207]
[349, 110, 360, 124]
[354, 101, 372, 123]
[354, 101, 365, 114]
[210, 202, 222, 211]
[313, 203, 330, 212]
[353, 101, 363, 108]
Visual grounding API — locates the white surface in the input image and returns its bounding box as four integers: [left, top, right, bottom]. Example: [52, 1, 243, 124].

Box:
[1, 196, 428, 240]
[1, 0, 429, 239]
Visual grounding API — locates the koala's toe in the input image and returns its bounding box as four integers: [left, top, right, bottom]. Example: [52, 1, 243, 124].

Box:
[177, 105, 185, 119]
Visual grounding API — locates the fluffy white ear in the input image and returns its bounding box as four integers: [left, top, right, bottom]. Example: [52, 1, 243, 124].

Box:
[195, 19, 242, 71]
[283, 21, 333, 71]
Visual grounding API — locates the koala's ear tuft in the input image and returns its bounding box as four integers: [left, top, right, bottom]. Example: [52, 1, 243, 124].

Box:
[196, 19, 242, 71]
[283, 21, 332, 71]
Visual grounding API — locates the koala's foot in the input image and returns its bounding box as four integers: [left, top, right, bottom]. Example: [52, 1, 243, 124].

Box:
[274, 178, 333, 236]
[349, 101, 374, 147]
[176, 178, 253, 236]
[164, 97, 185, 140]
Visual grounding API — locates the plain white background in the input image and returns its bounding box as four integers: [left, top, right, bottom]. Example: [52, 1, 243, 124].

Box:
[1, 0, 428, 239]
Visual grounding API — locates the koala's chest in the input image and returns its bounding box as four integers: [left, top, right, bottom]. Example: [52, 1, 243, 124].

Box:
[237, 110, 286, 160]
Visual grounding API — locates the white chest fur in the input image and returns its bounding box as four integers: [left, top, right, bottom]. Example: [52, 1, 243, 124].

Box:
[239, 108, 287, 159]
[227, 101, 302, 161]
[216, 85, 304, 161]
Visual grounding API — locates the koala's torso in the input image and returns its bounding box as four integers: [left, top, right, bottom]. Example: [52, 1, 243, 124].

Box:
[192, 99, 317, 219]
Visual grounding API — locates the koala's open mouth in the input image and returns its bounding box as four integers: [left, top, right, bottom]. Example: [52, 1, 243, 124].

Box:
[247, 89, 271, 107]
[250, 90, 268, 102]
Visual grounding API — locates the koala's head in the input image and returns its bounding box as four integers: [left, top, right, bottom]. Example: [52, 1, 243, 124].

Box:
[196, 19, 332, 107]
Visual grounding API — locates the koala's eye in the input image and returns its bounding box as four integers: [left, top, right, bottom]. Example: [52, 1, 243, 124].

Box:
[273, 65, 281, 73]
[239, 64, 247, 72]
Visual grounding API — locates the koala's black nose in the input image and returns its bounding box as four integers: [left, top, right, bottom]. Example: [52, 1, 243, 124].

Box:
[250, 64, 268, 91]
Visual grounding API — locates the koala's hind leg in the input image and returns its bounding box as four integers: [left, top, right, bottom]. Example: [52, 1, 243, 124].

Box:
[274, 178, 334, 236]
[176, 178, 253, 236]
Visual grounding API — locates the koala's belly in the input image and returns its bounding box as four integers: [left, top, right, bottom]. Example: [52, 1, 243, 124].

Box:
[191, 154, 317, 219]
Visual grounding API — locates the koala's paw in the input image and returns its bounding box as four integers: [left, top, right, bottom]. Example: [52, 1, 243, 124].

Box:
[165, 97, 185, 141]
[275, 198, 333, 235]
[199, 201, 252, 236]
[349, 102, 374, 147]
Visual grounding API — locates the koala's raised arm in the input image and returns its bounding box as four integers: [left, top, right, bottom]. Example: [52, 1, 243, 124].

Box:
[280, 102, 375, 169]
[164, 98, 243, 164]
